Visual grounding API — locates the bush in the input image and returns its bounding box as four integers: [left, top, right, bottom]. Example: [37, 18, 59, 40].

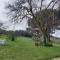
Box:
[44, 43, 53, 47]
[11, 37, 15, 41]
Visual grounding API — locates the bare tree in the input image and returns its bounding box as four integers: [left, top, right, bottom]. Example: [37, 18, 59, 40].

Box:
[6, 0, 60, 46]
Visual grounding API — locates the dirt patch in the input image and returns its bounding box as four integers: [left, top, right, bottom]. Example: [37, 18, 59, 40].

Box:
[52, 58, 60, 60]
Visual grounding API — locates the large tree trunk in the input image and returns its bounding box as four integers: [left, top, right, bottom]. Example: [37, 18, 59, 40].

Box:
[43, 30, 48, 46]
[43, 34, 47, 46]
[47, 33, 51, 42]
[43, 29, 52, 46]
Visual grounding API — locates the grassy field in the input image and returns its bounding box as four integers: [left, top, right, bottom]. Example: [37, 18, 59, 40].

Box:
[0, 36, 60, 60]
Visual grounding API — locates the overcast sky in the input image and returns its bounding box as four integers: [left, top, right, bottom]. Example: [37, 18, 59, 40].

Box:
[0, 0, 28, 30]
[0, 0, 8, 22]
[0, 0, 53, 30]
[0, 0, 59, 31]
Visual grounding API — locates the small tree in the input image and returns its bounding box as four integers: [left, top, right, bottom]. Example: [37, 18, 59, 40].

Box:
[28, 9, 57, 46]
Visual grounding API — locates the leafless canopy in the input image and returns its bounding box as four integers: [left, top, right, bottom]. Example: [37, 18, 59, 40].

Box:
[6, 0, 60, 23]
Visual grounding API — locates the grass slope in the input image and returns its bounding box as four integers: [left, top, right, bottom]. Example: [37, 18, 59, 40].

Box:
[0, 37, 60, 60]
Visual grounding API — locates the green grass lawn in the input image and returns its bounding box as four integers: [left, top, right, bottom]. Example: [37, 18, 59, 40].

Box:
[0, 36, 60, 60]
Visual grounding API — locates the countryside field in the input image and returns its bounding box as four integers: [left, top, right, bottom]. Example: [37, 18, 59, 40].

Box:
[0, 36, 60, 60]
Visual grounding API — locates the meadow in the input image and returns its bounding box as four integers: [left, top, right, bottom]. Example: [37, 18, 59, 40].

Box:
[0, 36, 60, 60]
